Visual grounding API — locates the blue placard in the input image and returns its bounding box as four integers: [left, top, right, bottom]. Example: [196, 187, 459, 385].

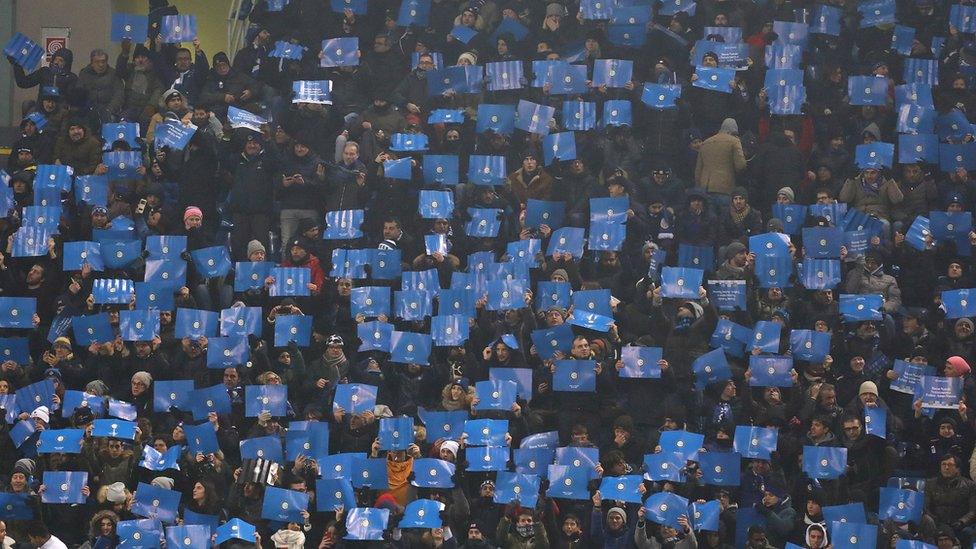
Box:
[693, 347, 732, 388]
[592, 59, 633, 88]
[131, 482, 181, 523]
[3, 33, 43, 71]
[898, 134, 939, 164]
[699, 452, 740, 486]
[320, 37, 359, 67]
[175, 308, 218, 339]
[104, 151, 142, 180]
[916, 375, 963, 409]
[878, 488, 923, 524]
[464, 418, 509, 446]
[494, 471, 539, 507]
[234, 261, 272, 291]
[707, 279, 746, 311]
[693, 67, 734, 93]
[839, 294, 884, 322]
[397, 0, 430, 25]
[831, 523, 876, 548]
[153, 379, 193, 412]
[119, 309, 160, 341]
[183, 420, 221, 453]
[71, 313, 114, 346]
[41, 471, 88, 504]
[890, 360, 936, 395]
[641, 83, 681, 109]
[160, 14, 197, 42]
[802, 445, 847, 479]
[732, 425, 778, 459]
[748, 355, 793, 387]
[619, 346, 663, 378]
[344, 508, 389, 540]
[112, 13, 149, 43]
[660, 267, 703, 299]
[206, 336, 249, 369]
[103, 122, 140, 150]
[855, 142, 894, 169]
[268, 39, 306, 61]
[810, 4, 841, 35]
[486, 61, 524, 92]
[789, 329, 831, 362]
[0, 297, 36, 329]
[858, 0, 894, 26]
[411, 458, 455, 489]
[244, 385, 287, 417]
[546, 464, 589, 499]
[333, 383, 377, 414]
[849, 76, 888, 106]
[644, 492, 689, 528]
[553, 360, 597, 392]
[417, 408, 467, 441]
[37, 429, 86, 454]
[74, 175, 109, 207]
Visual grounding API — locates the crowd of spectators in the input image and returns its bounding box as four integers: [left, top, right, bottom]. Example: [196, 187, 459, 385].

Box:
[2, 0, 976, 547]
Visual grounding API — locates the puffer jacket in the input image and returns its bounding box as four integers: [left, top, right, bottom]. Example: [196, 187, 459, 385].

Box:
[924, 474, 976, 526]
[844, 262, 902, 313]
[838, 175, 905, 220]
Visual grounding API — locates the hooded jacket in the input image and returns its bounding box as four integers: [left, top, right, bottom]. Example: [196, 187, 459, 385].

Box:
[11, 48, 77, 100]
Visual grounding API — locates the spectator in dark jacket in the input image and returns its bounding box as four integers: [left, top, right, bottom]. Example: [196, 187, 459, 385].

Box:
[75, 49, 124, 124]
[8, 48, 77, 103]
[227, 133, 279, 259]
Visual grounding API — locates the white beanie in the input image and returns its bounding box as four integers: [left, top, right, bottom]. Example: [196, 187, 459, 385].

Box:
[105, 482, 127, 503]
[30, 406, 50, 424]
[441, 440, 460, 457]
[151, 476, 175, 490]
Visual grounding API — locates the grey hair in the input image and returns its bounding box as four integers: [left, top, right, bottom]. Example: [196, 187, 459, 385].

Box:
[90, 49, 109, 61]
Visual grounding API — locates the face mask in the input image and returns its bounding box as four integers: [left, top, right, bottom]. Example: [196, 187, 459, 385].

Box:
[516, 525, 534, 538]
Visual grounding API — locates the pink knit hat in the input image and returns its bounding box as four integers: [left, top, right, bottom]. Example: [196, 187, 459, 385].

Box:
[947, 356, 971, 376]
[183, 206, 203, 222]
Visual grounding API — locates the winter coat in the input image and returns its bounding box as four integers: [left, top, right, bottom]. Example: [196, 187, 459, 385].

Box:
[495, 516, 550, 549]
[227, 149, 279, 214]
[507, 168, 553, 205]
[694, 133, 747, 195]
[54, 131, 102, 175]
[844, 263, 902, 313]
[76, 64, 124, 121]
[838, 175, 904, 220]
[924, 474, 976, 527]
[11, 49, 77, 100]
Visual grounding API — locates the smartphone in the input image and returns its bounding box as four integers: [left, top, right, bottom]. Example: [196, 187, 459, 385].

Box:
[135, 198, 148, 215]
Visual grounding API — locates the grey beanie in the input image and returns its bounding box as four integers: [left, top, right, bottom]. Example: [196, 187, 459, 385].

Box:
[719, 118, 739, 135]
[13, 458, 35, 477]
[247, 239, 266, 257]
[607, 506, 627, 523]
[85, 380, 110, 396]
[724, 241, 747, 260]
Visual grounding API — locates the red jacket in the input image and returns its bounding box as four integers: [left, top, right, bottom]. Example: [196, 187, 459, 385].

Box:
[281, 253, 326, 295]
